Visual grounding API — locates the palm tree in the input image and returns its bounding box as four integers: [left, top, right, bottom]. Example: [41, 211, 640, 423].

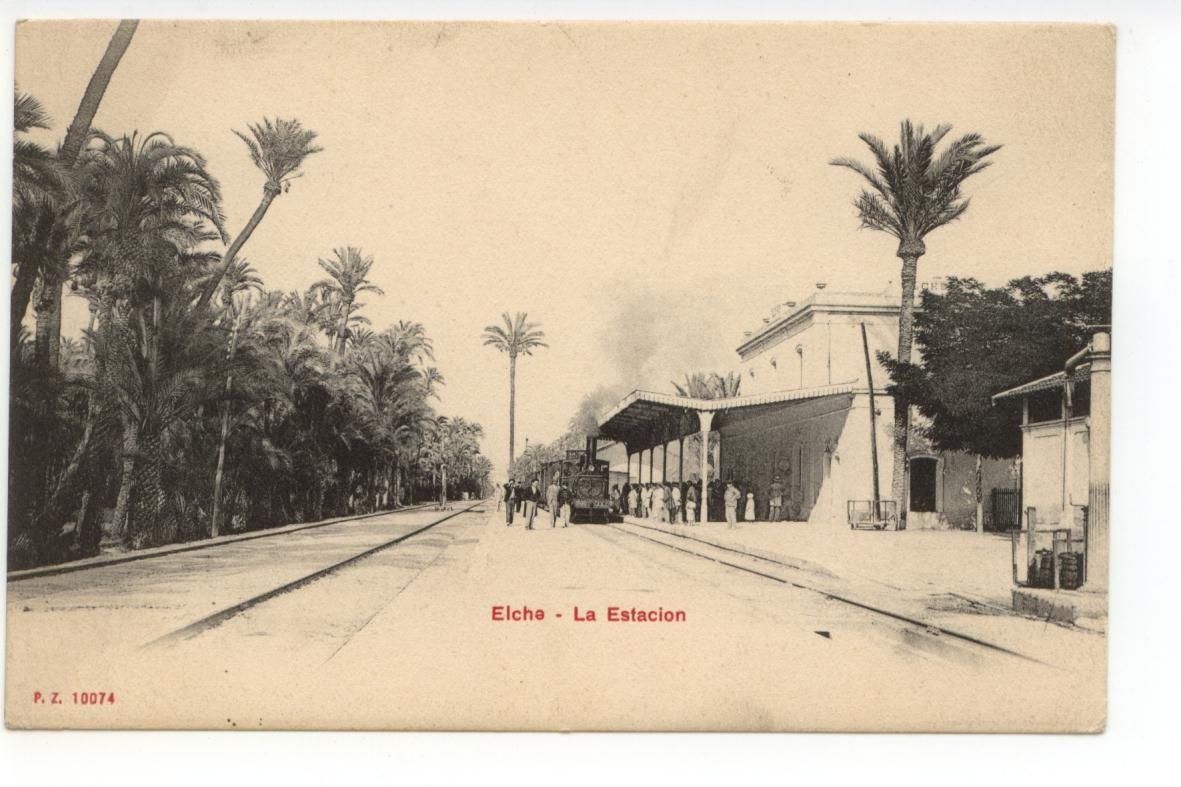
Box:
[669, 371, 738, 483]
[195, 117, 322, 313]
[37, 20, 139, 372]
[831, 120, 1000, 517]
[311, 246, 384, 354]
[11, 92, 67, 350]
[431, 416, 484, 507]
[209, 261, 265, 537]
[672, 371, 741, 400]
[282, 287, 328, 329]
[212, 257, 264, 310]
[12, 93, 56, 210]
[482, 312, 547, 472]
[70, 129, 227, 544]
[383, 320, 435, 365]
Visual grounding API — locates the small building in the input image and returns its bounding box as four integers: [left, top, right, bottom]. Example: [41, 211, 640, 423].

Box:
[991, 330, 1111, 595]
[992, 365, 1093, 530]
[597, 287, 1015, 529]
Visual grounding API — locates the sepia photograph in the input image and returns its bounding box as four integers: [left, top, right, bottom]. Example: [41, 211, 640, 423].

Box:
[6, 17, 1117, 733]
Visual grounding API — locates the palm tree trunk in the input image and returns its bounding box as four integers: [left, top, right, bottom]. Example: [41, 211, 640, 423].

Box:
[336, 296, 353, 354]
[34, 412, 93, 532]
[12, 209, 56, 352]
[10, 263, 39, 350]
[131, 429, 167, 545]
[195, 184, 280, 314]
[40, 20, 139, 372]
[60, 21, 139, 164]
[210, 396, 233, 536]
[974, 454, 984, 533]
[508, 352, 517, 472]
[890, 253, 920, 526]
[33, 278, 57, 369]
[210, 308, 244, 537]
[111, 417, 139, 544]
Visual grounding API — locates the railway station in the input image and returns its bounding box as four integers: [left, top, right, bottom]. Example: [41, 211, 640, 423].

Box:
[596, 287, 1015, 529]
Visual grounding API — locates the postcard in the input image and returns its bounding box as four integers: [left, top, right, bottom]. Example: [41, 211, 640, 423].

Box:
[7, 20, 1112, 731]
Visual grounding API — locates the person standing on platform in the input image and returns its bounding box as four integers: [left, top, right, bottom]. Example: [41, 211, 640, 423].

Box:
[768, 475, 784, 522]
[547, 474, 561, 528]
[627, 485, 638, 518]
[685, 481, 698, 524]
[744, 489, 757, 522]
[724, 481, 741, 529]
[669, 483, 681, 524]
[558, 483, 572, 528]
[504, 480, 516, 525]
[525, 477, 540, 530]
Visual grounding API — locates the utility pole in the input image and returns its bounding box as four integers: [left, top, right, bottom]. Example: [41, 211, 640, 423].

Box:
[861, 323, 882, 517]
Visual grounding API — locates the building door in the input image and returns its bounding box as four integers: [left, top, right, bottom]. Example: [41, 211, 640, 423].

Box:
[909, 457, 938, 513]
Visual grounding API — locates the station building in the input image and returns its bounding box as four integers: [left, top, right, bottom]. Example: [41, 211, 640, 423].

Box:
[597, 286, 1016, 529]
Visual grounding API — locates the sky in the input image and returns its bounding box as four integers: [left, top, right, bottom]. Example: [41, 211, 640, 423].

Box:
[15, 21, 1115, 477]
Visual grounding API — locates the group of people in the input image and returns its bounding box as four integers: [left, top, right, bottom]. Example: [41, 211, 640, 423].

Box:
[613, 481, 700, 525]
[498, 476, 571, 530]
[612, 474, 789, 529]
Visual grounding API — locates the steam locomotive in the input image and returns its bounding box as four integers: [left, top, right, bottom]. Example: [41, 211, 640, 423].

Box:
[538, 436, 612, 524]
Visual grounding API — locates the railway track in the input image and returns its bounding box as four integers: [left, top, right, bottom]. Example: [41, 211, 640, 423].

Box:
[143, 499, 487, 649]
[603, 518, 1047, 667]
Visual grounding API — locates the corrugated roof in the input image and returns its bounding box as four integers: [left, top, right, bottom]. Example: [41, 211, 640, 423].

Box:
[991, 363, 1091, 402]
[597, 382, 856, 450]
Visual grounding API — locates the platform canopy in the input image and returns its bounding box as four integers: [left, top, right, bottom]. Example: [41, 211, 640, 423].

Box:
[596, 383, 855, 453]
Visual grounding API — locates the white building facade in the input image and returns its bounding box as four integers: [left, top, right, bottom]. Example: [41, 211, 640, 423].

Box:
[598, 287, 1017, 530]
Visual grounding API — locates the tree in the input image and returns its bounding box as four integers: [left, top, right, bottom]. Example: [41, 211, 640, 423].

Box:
[11, 92, 69, 351]
[669, 371, 739, 479]
[312, 246, 384, 354]
[671, 371, 741, 400]
[195, 118, 322, 313]
[431, 416, 486, 504]
[70, 130, 228, 545]
[881, 270, 1112, 529]
[481, 312, 547, 473]
[38, 20, 139, 372]
[831, 120, 1001, 519]
[209, 260, 264, 537]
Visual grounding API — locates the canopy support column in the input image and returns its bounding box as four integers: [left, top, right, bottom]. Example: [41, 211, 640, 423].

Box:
[698, 410, 714, 523]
